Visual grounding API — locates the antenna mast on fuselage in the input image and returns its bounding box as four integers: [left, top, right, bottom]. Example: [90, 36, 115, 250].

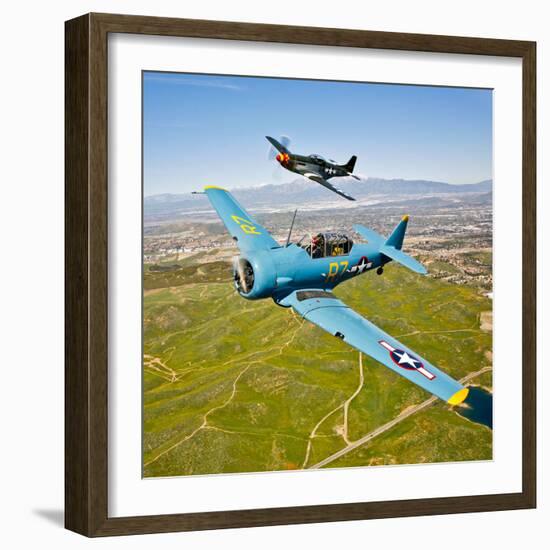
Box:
[285, 209, 298, 248]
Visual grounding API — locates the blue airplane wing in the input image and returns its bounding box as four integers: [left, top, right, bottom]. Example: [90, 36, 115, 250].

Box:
[204, 186, 280, 253]
[279, 289, 468, 404]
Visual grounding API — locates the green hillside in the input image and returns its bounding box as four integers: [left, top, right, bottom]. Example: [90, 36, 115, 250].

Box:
[143, 257, 492, 477]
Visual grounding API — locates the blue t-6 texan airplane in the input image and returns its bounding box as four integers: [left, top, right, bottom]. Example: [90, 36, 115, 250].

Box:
[203, 186, 469, 406]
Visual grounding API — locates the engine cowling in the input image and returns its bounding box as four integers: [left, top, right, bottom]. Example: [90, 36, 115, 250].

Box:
[233, 252, 277, 299]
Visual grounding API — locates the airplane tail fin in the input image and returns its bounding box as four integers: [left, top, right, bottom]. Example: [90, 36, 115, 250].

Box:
[385, 215, 409, 250]
[381, 215, 427, 274]
[342, 155, 357, 173]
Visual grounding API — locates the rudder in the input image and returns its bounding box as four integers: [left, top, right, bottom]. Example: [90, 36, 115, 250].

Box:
[343, 155, 357, 173]
[385, 215, 409, 250]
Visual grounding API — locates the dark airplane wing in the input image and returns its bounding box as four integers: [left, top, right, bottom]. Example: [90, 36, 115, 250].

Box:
[303, 173, 356, 201]
[279, 289, 468, 404]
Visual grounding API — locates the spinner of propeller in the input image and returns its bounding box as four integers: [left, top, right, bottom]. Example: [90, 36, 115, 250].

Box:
[276, 152, 290, 165]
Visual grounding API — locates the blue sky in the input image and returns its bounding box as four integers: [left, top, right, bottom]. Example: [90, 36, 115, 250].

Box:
[143, 72, 492, 196]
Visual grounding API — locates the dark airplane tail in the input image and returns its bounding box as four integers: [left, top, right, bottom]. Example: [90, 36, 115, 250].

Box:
[342, 155, 357, 173]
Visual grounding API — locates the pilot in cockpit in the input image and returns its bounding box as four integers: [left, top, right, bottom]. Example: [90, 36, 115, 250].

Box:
[311, 235, 323, 258]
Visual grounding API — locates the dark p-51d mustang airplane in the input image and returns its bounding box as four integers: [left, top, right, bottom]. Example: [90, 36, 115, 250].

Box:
[266, 136, 360, 201]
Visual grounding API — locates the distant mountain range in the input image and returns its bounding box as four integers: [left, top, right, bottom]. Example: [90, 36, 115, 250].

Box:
[144, 177, 492, 222]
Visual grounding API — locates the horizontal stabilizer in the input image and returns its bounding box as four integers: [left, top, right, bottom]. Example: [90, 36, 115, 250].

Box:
[380, 245, 427, 275]
[353, 224, 384, 246]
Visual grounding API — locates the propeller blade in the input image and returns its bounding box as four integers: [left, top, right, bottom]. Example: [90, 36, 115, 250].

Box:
[267, 135, 292, 160]
[279, 135, 291, 150]
[233, 256, 249, 293]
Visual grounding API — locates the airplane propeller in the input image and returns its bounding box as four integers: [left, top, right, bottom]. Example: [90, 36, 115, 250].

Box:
[233, 256, 250, 294]
[267, 135, 291, 181]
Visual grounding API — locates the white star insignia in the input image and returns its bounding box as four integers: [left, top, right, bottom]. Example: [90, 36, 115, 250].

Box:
[396, 351, 419, 368]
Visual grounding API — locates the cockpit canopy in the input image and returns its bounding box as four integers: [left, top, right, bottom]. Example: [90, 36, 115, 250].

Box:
[301, 232, 354, 258]
[309, 154, 325, 163]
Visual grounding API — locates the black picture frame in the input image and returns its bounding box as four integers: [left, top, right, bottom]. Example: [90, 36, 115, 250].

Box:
[65, 12, 536, 537]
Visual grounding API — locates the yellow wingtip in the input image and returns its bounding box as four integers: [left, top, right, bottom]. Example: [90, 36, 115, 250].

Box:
[402, 214, 409, 222]
[203, 185, 227, 191]
[448, 387, 469, 406]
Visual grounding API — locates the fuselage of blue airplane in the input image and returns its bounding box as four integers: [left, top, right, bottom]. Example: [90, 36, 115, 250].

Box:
[240, 240, 384, 303]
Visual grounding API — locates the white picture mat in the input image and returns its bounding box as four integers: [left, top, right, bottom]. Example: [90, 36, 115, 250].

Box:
[108, 33, 523, 518]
